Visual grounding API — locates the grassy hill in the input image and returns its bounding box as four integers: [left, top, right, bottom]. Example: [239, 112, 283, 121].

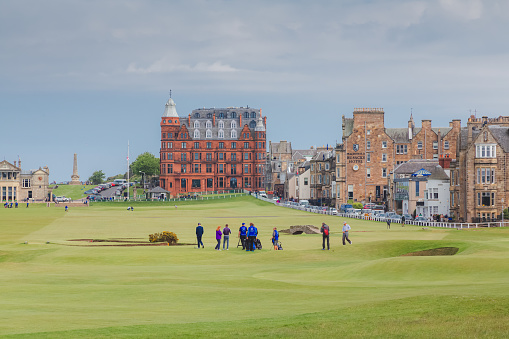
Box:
[50, 184, 95, 200]
[0, 196, 508, 337]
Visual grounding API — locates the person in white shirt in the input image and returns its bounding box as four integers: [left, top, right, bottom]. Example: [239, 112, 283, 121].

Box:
[342, 222, 352, 245]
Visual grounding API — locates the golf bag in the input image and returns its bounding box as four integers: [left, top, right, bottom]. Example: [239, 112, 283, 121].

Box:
[255, 238, 262, 250]
[277, 241, 283, 250]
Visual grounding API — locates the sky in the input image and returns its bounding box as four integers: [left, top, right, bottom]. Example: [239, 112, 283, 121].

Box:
[2, 0, 509, 182]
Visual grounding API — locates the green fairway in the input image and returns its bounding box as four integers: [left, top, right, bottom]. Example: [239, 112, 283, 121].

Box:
[1, 196, 508, 338]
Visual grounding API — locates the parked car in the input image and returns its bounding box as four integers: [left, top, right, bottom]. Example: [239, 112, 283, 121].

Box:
[54, 196, 70, 202]
[330, 208, 338, 215]
[340, 204, 353, 213]
[402, 214, 413, 221]
[363, 203, 377, 209]
[414, 216, 427, 222]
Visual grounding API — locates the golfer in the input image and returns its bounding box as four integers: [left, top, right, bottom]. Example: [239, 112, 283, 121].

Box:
[196, 223, 204, 248]
[272, 227, 279, 250]
[215, 226, 222, 251]
[223, 224, 231, 250]
[320, 222, 330, 250]
[239, 222, 248, 250]
[342, 222, 352, 245]
[386, 218, 391, 229]
[247, 223, 257, 252]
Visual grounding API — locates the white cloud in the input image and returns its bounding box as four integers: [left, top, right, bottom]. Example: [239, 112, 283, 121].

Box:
[126, 59, 239, 74]
[439, 0, 483, 20]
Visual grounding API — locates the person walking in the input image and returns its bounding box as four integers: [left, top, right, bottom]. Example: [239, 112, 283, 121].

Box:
[215, 226, 222, 250]
[247, 223, 257, 252]
[196, 223, 204, 248]
[223, 224, 231, 250]
[239, 222, 248, 250]
[272, 227, 279, 250]
[401, 215, 405, 227]
[386, 218, 391, 229]
[65, 205, 68, 212]
[342, 221, 352, 245]
[320, 222, 330, 250]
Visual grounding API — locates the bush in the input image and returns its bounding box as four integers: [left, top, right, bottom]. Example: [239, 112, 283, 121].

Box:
[149, 231, 179, 244]
[352, 202, 363, 209]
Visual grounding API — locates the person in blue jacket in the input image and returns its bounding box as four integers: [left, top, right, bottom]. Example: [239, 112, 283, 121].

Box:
[238, 222, 248, 250]
[247, 223, 258, 252]
[196, 222, 204, 248]
[272, 227, 279, 250]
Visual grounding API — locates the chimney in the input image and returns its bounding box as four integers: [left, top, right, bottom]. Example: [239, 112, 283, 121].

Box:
[467, 121, 473, 144]
[439, 155, 451, 169]
[437, 129, 441, 158]
[408, 120, 413, 140]
[422, 119, 432, 130]
[14, 161, 16, 167]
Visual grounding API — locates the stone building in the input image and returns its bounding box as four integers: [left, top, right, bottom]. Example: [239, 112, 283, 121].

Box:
[310, 149, 336, 206]
[0, 160, 51, 202]
[158, 98, 267, 197]
[450, 115, 509, 222]
[337, 108, 461, 210]
[285, 161, 311, 201]
[266, 141, 292, 196]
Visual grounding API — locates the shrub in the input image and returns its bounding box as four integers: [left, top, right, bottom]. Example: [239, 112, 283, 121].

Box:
[149, 231, 179, 244]
[352, 202, 363, 209]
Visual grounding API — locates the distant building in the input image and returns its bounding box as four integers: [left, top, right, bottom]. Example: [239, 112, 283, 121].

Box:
[158, 98, 267, 197]
[310, 148, 336, 207]
[0, 160, 51, 202]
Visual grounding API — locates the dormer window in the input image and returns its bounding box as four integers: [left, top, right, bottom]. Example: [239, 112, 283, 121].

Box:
[194, 121, 200, 128]
[218, 120, 224, 129]
[206, 120, 212, 128]
[231, 121, 237, 129]
[194, 130, 200, 138]
[206, 129, 212, 138]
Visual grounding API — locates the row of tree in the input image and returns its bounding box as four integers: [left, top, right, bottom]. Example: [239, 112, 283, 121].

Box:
[88, 152, 160, 185]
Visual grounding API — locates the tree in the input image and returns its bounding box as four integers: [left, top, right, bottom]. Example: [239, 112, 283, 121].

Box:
[89, 170, 105, 185]
[131, 152, 160, 177]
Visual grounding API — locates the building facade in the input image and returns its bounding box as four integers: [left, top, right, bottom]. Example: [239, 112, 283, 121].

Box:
[158, 98, 267, 197]
[450, 116, 509, 222]
[0, 160, 51, 202]
[310, 149, 336, 206]
[337, 108, 461, 210]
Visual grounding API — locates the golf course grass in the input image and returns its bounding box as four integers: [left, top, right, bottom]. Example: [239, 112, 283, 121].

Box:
[1, 196, 508, 338]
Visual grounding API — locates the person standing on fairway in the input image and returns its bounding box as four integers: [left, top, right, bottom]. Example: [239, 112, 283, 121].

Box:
[215, 226, 222, 250]
[223, 224, 231, 250]
[386, 218, 391, 229]
[239, 222, 248, 250]
[247, 223, 257, 252]
[272, 227, 279, 250]
[196, 223, 204, 248]
[342, 222, 352, 245]
[320, 222, 330, 250]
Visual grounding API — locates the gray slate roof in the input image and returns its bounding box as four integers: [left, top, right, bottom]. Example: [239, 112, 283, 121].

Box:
[394, 159, 440, 174]
[148, 186, 168, 193]
[428, 165, 450, 180]
[489, 126, 509, 152]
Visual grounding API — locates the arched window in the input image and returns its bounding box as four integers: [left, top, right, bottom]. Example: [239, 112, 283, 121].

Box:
[249, 121, 256, 129]
[244, 112, 249, 118]
[207, 113, 212, 118]
[194, 130, 200, 138]
[206, 120, 212, 128]
[218, 129, 224, 138]
[231, 112, 236, 118]
[194, 112, 200, 118]
[218, 120, 224, 129]
[251, 112, 256, 118]
[206, 129, 212, 138]
[231, 121, 237, 129]
[194, 121, 200, 128]
[230, 177, 237, 188]
[219, 112, 224, 118]
[231, 130, 237, 138]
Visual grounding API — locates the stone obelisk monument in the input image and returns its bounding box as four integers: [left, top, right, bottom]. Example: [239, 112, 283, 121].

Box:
[70, 153, 81, 185]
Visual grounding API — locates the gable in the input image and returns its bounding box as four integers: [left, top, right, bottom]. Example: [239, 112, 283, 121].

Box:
[0, 160, 20, 171]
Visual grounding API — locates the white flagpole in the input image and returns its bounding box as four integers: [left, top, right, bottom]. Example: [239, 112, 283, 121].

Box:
[127, 140, 130, 200]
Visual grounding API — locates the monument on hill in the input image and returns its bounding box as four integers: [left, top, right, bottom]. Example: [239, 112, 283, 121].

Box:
[70, 153, 81, 185]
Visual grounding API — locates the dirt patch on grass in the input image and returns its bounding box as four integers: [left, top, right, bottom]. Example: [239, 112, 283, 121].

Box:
[402, 247, 459, 256]
[67, 239, 192, 247]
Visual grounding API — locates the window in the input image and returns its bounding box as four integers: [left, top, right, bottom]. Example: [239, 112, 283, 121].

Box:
[318, 175, 322, 184]
[181, 142, 186, 149]
[433, 141, 438, 149]
[366, 168, 371, 178]
[206, 120, 212, 128]
[382, 141, 387, 148]
[231, 164, 237, 174]
[244, 112, 249, 118]
[325, 163, 329, 170]
[206, 142, 212, 149]
[206, 164, 212, 173]
[194, 153, 200, 160]
[194, 113, 200, 118]
[244, 164, 249, 173]
[244, 142, 249, 149]
[181, 153, 187, 161]
[366, 140, 371, 150]
[219, 112, 224, 118]
[416, 181, 419, 197]
[417, 141, 423, 149]
[231, 130, 237, 138]
[194, 130, 200, 138]
[480, 192, 494, 206]
[382, 153, 387, 162]
[168, 133, 173, 138]
[167, 164, 173, 173]
[194, 164, 200, 173]
[318, 163, 322, 171]
[231, 112, 236, 118]
[311, 175, 315, 184]
[396, 144, 408, 154]
[194, 121, 200, 128]
[382, 168, 387, 178]
[367, 153, 371, 163]
[218, 121, 224, 129]
[476, 144, 496, 158]
[218, 177, 224, 188]
[367, 129, 371, 135]
[231, 121, 237, 128]
[444, 141, 449, 149]
[249, 121, 256, 129]
[251, 112, 256, 118]
[244, 153, 249, 160]
[231, 142, 236, 149]
[219, 142, 224, 149]
[304, 178, 308, 185]
[168, 142, 173, 149]
[231, 153, 237, 161]
[432, 188, 438, 199]
[218, 129, 224, 138]
[181, 164, 187, 173]
[207, 178, 213, 187]
[167, 152, 173, 160]
[207, 113, 212, 118]
[192, 179, 201, 188]
[206, 130, 212, 138]
[218, 164, 224, 173]
[476, 167, 495, 184]
[162, 133, 166, 139]
[22, 179, 31, 188]
[206, 153, 212, 161]
[311, 164, 314, 171]
[194, 142, 199, 149]
[219, 153, 224, 160]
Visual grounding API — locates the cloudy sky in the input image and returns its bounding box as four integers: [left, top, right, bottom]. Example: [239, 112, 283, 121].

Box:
[2, 0, 508, 182]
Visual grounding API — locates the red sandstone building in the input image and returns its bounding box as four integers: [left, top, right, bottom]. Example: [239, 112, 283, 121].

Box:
[159, 98, 267, 197]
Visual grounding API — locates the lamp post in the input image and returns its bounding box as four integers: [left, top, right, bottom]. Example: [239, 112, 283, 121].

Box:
[139, 171, 146, 195]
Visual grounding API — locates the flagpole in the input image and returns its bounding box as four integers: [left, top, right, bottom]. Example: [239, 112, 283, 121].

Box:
[127, 140, 130, 200]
